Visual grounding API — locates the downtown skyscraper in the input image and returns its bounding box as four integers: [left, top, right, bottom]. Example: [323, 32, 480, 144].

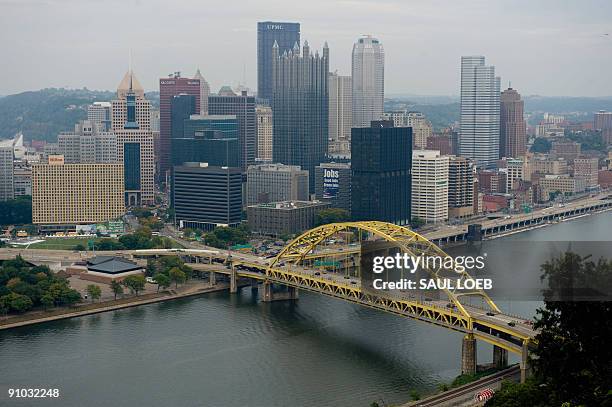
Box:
[500, 87, 527, 158]
[271, 40, 329, 192]
[459, 56, 501, 169]
[328, 71, 352, 155]
[209, 91, 257, 171]
[352, 35, 384, 128]
[112, 70, 155, 206]
[159, 73, 201, 179]
[257, 21, 300, 102]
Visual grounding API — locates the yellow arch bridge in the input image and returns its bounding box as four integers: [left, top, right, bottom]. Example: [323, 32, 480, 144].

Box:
[176, 221, 536, 382]
[2, 221, 537, 382]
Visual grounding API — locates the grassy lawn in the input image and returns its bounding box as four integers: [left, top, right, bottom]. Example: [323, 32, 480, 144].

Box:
[20, 238, 115, 250]
[11, 236, 184, 250]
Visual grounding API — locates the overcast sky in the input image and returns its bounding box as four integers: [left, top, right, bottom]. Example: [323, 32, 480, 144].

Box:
[1, 0, 611, 97]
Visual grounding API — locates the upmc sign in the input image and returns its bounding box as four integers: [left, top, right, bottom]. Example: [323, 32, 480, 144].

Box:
[266, 24, 284, 30]
[322, 169, 339, 199]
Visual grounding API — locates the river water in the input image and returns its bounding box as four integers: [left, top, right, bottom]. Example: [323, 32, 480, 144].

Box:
[1, 212, 610, 407]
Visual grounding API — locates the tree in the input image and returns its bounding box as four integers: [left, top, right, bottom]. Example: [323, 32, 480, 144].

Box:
[530, 137, 552, 153]
[110, 280, 123, 300]
[0, 196, 32, 225]
[40, 293, 54, 310]
[315, 208, 350, 226]
[122, 275, 146, 296]
[74, 244, 86, 251]
[2, 292, 33, 313]
[487, 252, 612, 407]
[169, 267, 186, 288]
[86, 284, 102, 303]
[153, 273, 171, 292]
[410, 217, 425, 229]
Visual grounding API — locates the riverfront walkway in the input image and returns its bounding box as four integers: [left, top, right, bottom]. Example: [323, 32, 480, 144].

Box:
[0, 281, 232, 331]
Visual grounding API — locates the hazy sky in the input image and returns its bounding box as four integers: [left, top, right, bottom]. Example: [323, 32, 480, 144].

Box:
[1, 0, 611, 96]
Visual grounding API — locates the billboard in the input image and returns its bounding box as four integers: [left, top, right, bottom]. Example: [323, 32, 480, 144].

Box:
[322, 168, 339, 199]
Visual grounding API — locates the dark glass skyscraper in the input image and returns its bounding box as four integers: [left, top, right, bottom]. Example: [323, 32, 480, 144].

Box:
[351, 121, 412, 225]
[124, 142, 141, 204]
[159, 75, 201, 178]
[172, 115, 240, 168]
[172, 164, 242, 231]
[171, 94, 197, 140]
[257, 21, 300, 102]
[272, 40, 329, 192]
[208, 92, 256, 170]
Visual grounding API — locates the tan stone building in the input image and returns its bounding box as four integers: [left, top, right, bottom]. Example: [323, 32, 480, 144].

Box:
[32, 158, 125, 226]
[573, 157, 599, 188]
[111, 70, 155, 206]
[256, 105, 273, 161]
[411, 150, 449, 223]
[539, 175, 586, 202]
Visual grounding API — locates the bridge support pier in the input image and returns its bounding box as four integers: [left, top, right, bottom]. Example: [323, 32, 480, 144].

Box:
[209, 271, 216, 286]
[230, 267, 238, 293]
[461, 334, 477, 375]
[520, 341, 529, 383]
[493, 345, 508, 369]
[261, 281, 299, 302]
[250, 278, 259, 292]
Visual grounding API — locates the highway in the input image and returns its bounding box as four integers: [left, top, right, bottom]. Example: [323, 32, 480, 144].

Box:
[403, 365, 521, 407]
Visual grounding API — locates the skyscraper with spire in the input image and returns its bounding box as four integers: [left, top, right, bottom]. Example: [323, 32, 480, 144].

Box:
[352, 35, 385, 128]
[257, 21, 300, 102]
[271, 40, 329, 192]
[112, 70, 155, 206]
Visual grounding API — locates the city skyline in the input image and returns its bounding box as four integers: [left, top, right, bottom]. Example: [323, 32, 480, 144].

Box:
[1, 0, 612, 97]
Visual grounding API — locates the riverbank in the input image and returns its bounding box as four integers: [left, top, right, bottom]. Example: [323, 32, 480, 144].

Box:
[0, 281, 236, 331]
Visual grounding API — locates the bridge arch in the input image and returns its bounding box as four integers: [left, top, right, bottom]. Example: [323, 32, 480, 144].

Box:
[267, 221, 500, 319]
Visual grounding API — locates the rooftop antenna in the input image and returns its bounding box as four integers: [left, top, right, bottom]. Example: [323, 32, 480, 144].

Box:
[129, 49, 133, 73]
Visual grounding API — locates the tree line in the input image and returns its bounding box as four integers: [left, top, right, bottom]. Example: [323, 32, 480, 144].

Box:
[0, 256, 81, 314]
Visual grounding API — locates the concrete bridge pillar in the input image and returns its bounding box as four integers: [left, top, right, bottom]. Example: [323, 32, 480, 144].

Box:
[520, 341, 530, 383]
[209, 271, 216, 286]
[261, 281, 299, 302]
[230, 267, 238, 293]
[461, 334, 477, 375]
[250, 278, 259, 292]
[493, 345, 508, 369]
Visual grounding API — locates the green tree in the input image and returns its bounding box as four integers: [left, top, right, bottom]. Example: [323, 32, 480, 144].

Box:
[122, 275, 146, 296]
[169, 267, 186, 288]
[0, 196, 33, 225]
[40, 293, 54, 310]
[2, 292, 33, 313]
[530, 137, 552, 153]
[153, 273, 171, 292]
[110, 280, 123, 300]
[86, 284, 102, 303]
[410, 217, 425, 229]
[487, 252, 612, 407]
[315, 208, 350, 226]
[74, 244, 86, 251]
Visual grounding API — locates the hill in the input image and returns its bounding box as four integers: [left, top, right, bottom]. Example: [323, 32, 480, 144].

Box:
[0, 88, 115, 142]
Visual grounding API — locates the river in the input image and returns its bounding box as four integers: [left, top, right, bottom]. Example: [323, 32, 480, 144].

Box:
[1, 212, 610, 407]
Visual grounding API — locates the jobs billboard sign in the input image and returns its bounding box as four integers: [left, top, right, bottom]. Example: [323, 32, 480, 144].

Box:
[322, 169, 339, 199]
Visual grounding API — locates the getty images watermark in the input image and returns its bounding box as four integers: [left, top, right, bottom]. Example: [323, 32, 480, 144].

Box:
[369, 252, 492, 291]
